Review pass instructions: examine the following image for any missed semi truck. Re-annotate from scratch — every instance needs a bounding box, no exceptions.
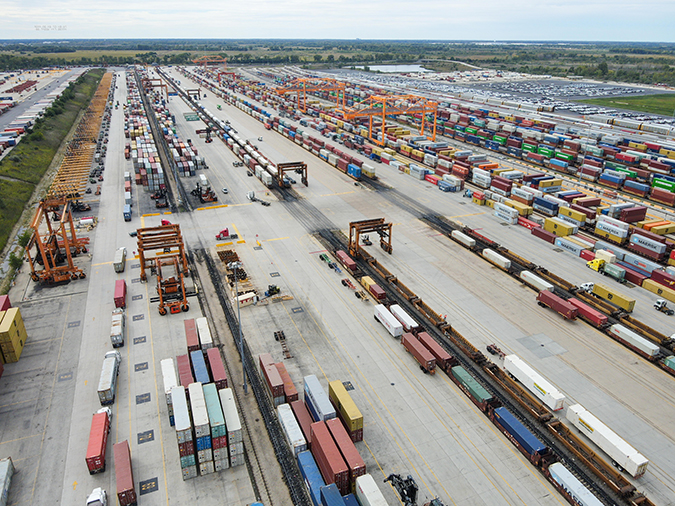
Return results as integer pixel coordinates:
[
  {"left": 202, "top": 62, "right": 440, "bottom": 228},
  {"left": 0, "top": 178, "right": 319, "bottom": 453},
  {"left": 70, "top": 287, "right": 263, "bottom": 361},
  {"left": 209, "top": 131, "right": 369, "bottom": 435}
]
[
  {"left": 113, "top": 247, "right": 127, "bottom": 273},
  {"left": 86, "top": 407, "right": 112, "bottom": 474},
  {"left": 123, "top": 204, "right": 131, "bottom": 222},
  {"left": 86, "top": 488, "right": 108, "bottom": 506},
  {"left": 110, "top": 308, "right": 125, "bottom": 348},
  {"left": 97, "top": 351, "right": 121, "bottom": 406}
]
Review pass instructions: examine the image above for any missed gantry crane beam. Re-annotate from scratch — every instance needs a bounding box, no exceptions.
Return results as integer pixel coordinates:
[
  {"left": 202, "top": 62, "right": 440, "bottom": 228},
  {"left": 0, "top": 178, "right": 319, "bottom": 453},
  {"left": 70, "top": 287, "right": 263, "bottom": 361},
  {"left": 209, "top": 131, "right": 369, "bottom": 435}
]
[
  {"left": 349, "top": 218, "right": 393, "bottom": 258},
  {"left": 192, "top": 55, "right": 228, "bottom": 70},
  {"left": 338, "top": 94, "right": 438, "bottom": 147},
  {"left": 141, "top": 78, "right": 168, "bottom": 100},
  {"left": 276, "top": 78, "right": 346, "bottom": 113}
]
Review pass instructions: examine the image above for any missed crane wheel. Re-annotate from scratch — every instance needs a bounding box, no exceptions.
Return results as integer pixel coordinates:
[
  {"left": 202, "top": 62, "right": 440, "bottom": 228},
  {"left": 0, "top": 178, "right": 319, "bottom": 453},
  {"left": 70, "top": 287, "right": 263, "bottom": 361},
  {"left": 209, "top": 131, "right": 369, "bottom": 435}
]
[
  {"left": 31, "top": 274, "right": 39, "bottom": 282},
  {"left": 159, "top": 307, "right": 167, "bottom": 316},
  {"left": 182, "top": 304, "right": 190, "bottom": 312},
  {"left": 71, "top": 274, "right": 78, "bottom": 280},
  {"left": 79, "top": 272, "right": 86, "bottom": 279}
]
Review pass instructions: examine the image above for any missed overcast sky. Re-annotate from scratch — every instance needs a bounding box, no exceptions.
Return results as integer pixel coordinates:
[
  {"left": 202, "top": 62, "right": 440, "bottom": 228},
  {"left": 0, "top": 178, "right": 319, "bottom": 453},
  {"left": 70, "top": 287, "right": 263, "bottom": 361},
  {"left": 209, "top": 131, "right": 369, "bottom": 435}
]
[{"left": 2, "top": 0, "right": 674, "bottom": 42}]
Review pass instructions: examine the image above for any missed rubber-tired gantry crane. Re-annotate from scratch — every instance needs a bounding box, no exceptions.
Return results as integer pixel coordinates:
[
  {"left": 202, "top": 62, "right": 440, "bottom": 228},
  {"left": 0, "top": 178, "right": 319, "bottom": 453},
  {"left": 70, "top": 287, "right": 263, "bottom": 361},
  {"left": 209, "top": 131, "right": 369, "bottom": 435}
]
[
  {"left": 338, "top": 94, "right": 438, "bottom": 147},
  {"left": 192, "top": 55, "right": 236, "bottom": 85},
  {"left": 277, "top": 78, "right": 347, "bottom": 113}
]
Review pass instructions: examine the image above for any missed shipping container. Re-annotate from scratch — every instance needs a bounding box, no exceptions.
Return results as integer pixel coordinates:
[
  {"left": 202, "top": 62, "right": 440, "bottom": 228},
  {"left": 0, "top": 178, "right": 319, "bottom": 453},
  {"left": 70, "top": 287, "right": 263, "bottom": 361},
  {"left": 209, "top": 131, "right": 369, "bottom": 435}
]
[
  {"left": 482, "top": 248, "right": 511, "bottom": 269},
  {"left": 113, "top": 440, "right": 136, "bottom": 506},
  {"left": 176, "top": 354, "right": 194, "bottom": 387},
  {"left": 607, "top": 324, "right": 659, "bottom": 358},
  {"left": 110, "top": 308, "right": 125, "bottom": 348},
  {"left": 519, "top": 271, "right": 554, "bottom": 292},
  {"left": 310, "top": 421, "right": 350, "bottom": 495},
  {"left": 493, "top": 407, "right": 548, "bottom": 462},
  {"left": 275, "top": 362, "right": 299, "bottom": 403},
  {"left": 536, "top": 291, "right": 578, "bottom": 320},
  {"left": 504, "top": 355, "right": 564, "bottom": 411},
  {"left": 292, "top": 399, "right": 315, "bottom": 448},
  {"left": 190, "top": 350, "right": 210, "bottom": 385},
  {"left": 195, "top": 317, "right": 213, "bottom": 349},
  {"left": 326, "top": 418, "right": 366, "bottom": 491},
  {"left": 328, "top": 380, "right": 363, "bottom": 442},
  {"left": 114, "top": 279, "right": 127, "bottom": 309},
  {"left": 567, "top": 299, "right": 608, "bottom": 327},
  {"left": 416, "top": 332, "right": 455, "bottom": 372},
  {"left": 321, "top": 484, "right": 346, "bottom": 506},
  {"left": 355, "top": 474, "right": 388, "bottom": 506},
  {"left": 86, "top": 408, "right": 112, "bottom": 474},
  {"left": 451, "top": 366, "right": 493, "bottom": 409},
  {"left": 184, "top": 318, "right": 199, "bottom": 353},
  {"left": 278, "top": 403, "right": 308, "bottom": 456},
  {"left": 305, "top": 375, "right": 337, "bottom": 422},
  {"left": 298, "top": 451, "right": 326, "bottom": 506},
  {"left": 219, "top": 388, "right": 243, "bottom": 450},
  {"left": 0, "top": 458, "right": 13, "bottom": 506},
  {"left": 374, "top": 304, "right": 403, "bottom": 338},
  {"left": 389, "top": 304, "right": 419, "bottom": 332},
  {"left": 401, "top": 333, "right": 436, "bottom": 374},
  {"left": 113, "top": 247, "right": 127, "bottom": 273},
  {"left": 548, "top": 462, "right": 603, "bottom": 506},
  {"left": 206, "top": 348, "right": 228, "bottom": 389},
  {"left": 567, "top": 404, "right": 648, "bottom": 478},
  {"left": 97, "top": 351, "right": 121, "bottom": 406},
  {"left": 161, "top": 358, "right": 178, "bottom": 407},
  {"left": 591, "top": 284, "right": 635, "bottom": 312}
]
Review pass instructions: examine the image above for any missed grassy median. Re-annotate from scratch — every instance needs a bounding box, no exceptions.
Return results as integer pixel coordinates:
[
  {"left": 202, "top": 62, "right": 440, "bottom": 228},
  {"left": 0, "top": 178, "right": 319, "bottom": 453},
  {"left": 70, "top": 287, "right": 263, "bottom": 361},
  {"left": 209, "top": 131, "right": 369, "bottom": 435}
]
[
  {"left": 0, "top": 68, "right": 104, "bottom": 253},
  {"left": 577, "top": 94, "right": 675, "bottom": 117}
]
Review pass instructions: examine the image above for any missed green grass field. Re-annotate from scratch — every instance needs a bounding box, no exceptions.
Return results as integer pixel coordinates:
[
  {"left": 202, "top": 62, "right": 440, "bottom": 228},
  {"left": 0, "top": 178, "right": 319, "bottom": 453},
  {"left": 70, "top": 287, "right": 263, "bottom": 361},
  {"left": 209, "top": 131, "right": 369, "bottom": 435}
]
[
  {"left": 577, "top": 94, "right": 675, "bottom": 116},
  {"left": 0, "top": 69, "right": 104, "bottom": 253}
]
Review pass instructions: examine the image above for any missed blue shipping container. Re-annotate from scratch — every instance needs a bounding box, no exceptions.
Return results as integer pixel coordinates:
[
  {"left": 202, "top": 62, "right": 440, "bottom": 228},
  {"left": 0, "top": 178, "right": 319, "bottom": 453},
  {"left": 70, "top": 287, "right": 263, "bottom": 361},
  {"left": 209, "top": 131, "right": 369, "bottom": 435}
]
[
  {"left": 347, "top": 164, "right": 362, "bottom": 179},
  {"left": 549, "top": 158, "right": 568, "bottom": 169},
  {"left": 466, "top": 134, "right": 480, "bottom": 145},
  {"left": 625, "top": 180, "right": 650, "bottom": 192},
  {"left": 342, "top": 494, "right": 359, "bottom": 506},
  {"left": 298, "top": 451, "right": 325, "bottom": 506},
  {"left": 507, "top": 147, "right": 522, "bottom": 157},
  {"left": 493, "top": 407, "right": 547, "bottom": 456},
  {"left": 196, "top": 435, "right": 212, "bottom": 451},
  {"left": 321, "top": 484, "right": 345, "bottom": 506},
  {"left": 190, "top": 350, "right": 210, "bottom": 385},
  {"left": 533, "top": 197, "right": 557, "bottom": 211},
  {"left": 599, "top": 174, "right": 622, "bottom": 185}
]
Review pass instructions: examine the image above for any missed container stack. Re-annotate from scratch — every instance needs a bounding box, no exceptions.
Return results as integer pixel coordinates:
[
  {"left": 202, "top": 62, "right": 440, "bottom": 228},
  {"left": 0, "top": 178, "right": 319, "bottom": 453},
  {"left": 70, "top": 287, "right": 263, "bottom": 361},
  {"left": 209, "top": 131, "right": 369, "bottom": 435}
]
[
  {"left": 189, "top": 383, "right": 214, "bottom": 475},
  {"left": 326, "top": 418, "right": 366, "bottom": 492},
  {"left": 328, "top": 381, "right": 363, "bottom": 442},
  {"left": 195, "top": 317, "right": 213, "bottom": 349},
  {"left": 176, "top": 354, "right": 194, "bottom": 389},
  {"left": 275, "top": 362, "right": 298, "bottom": 403},
  {"left": 172, "top": 386, "right": 197, "bottom": 480},
  {"left": 219, "top": 388, "right": 245, "bottom": 467},
  {"left": 190, "top": 350, "right": 210, "bottom": 385},
  {"left": 278, "top": 403, "right": 307, "bottom": 456},
  {"left": 160, "top": 358, "right": 178, "bottom": 426},
  {"left": 259, "top": 353, "right": 285, "bottom": 407},
  {"left": 0, "top": 306, "right": 27, "bottom": 363},
  {"left": 310, "top": 421, "right": 349, "bottom": 495},
  {"left": 204, "top": 384, "right": 229, "bottom": 471},
  {"left": 184, "top": 318, "right": 199, "bottom": 352},
  {"left": 304, "top": 375, "right": 337, "bottom": 423}
]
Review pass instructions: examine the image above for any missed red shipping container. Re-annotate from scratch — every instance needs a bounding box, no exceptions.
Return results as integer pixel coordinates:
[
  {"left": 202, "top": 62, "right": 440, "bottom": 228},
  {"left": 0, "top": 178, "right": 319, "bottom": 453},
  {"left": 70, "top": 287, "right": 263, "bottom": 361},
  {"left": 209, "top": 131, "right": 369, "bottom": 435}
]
[
  {"left": 622, "top": 265, "right": 648, "bottom": 287},
  {"left": 632, "top": 227, "right": 669, "bottom": 244},
  {"left": 113, "top": 440, "right": 137, "bottom": 506},
  {"left": 326, "top": 418, "right": 366, "bottom": 491},
  {"left": 336, "top": 250, "right": 357, "bottom": 273},
  {"left": 532, "top": 227, "right": 556, "bottom": 244},
  {"left": 570, "top": 204, "right": 596, "bottom": 220},
  {"left": 0, "top": 295, "right": 11, "bottom": 311},
  {"left": 178, "top": 440, "right": 194, "bottom": 457},
  {"left": 263, "top": 364, "right": 284, "bottom": 399},
  {"left": 620, "top": 206, "right": 647, "bottom": 223},
  {"left": 575, "top": 197, "right": 601, "bottom": 207},
  {"left": 212, "top": 435, "right": 228, "bottom": 450},
  {"left": 259, "top": 353, "right": 275, "bottom": 371},
  {"left": 291, "top": 400, "right": 314, "bottom": 448},
  {"left": 86, "top": 410, "right": 111, "bottom": 474},
  {"left": 176, "top": 354, "right": 194, "bottom": 388},
  {"left": 627, "top": 242, "right": 666, "bottom": 262},
  {"left": 416, "top": 332, "right": 453, "bottom": 371},
  {"left": 368, "top": 283, "right": 386, "bottom": 301},
  {"left": 401, "top": 333, "right": 436, "bottom": 373},
  {"left": 310, "top": 421, "right": 349, "bottom": 495},
  {"left": 651, "top": 188, "right": 675, "bottom": 206},
  {"left": 114, "top": 280, "right": 127, "bottom": 309},
  {"left": 517, "top": 217, "right": 539, "bottom": 230},
  {"left": 568, "top": 299, "right": 607, "bottom": 327},
  {"left": 649, "top": 269, "right": 675, "bottom": 289},
  {"left": 337, "top": 158, "right": 348, "bottom": 173},
  {"left": 275, "top": 362, "right": 299, "bottom": 403},
  {"left": 184, "top": 319, "right": 199, "bottom": 353},
  {"left": 580, "top": 250, "right": 595, "bottom": 261},
  {"left": 537, "top": 290, "right": 578, "bottom": 320},
  {"left": 206, "top": 348, "right": 228, "bottom": 390}
]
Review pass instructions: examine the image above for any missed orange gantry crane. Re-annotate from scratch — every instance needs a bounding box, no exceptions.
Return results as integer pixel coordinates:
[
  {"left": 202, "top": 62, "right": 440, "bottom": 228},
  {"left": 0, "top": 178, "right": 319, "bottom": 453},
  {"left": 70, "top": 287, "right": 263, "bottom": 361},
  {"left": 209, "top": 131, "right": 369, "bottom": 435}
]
[
  {"left": 25, "top": 198, "right": 89, "bottom": 283},
  {"left": 338, "top": 94, "right": 438, "bottom": 146},
  {"left": 192, "top": 55, "right": 228, "bottom": 72},
  {"left": 276, "top": 78, "right": 346, "bottom": 113},
  {"left": 141, "top": 78, "right": 168, "bottom": 100}
]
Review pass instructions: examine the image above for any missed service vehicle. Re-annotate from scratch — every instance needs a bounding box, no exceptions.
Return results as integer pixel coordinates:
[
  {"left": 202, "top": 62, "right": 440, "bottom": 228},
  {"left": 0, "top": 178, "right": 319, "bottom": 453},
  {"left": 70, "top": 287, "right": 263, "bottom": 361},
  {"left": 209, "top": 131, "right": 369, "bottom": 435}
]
[{"left": 86, "top": 488, "right": 108, "bottom": 506}]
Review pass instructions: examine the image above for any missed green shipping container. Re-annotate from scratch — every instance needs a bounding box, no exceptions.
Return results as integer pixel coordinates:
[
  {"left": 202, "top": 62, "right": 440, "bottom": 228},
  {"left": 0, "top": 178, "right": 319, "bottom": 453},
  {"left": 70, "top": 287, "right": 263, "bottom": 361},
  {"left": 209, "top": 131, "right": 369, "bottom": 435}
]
[
  {"left": 466, "top": 127, "right": 478, "bottom": 135},
  {"left": 555, "top": 151, "right": 574, "bottom": 163},
  {"left": 474, "top": 119, "right": 486, "bottom": 128},
  {"left": 477, "top": 132, "right": 489, "bottom": 140},
  {"left": 663, "top": 356, "right": 675, "bottom": 372},
  {"left": 614, "top": 167, "right": 637, "bottom": 178},
  {"left": 603, "top": 263, "right": 625, "bottom": 281},
  {"left": 451, "top": 366, "right": 491, "bottom": 403},
  {"left": 605, "top": 160, "right": 627, "bottom": 171},
  {"left": 493, "top": 135, "right": 507, "bottom": 145},
  {"left": 538, "top": 147, "right": 553, "bottom": 158},
  {"left": 653, "top": 179, "right": 675, "bottom": 191},
  {"left": 585, "top": 146, "right": 604, "bottom": 157},
  {"left": 522, "top": 143, "right": 536, "bottom": 153}
]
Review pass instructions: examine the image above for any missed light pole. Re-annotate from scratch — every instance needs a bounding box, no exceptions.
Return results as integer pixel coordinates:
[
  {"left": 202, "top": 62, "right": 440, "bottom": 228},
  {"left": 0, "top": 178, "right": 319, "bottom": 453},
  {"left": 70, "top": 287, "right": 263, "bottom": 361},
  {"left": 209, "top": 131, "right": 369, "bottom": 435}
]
[{"left": 227, "top": 261, "right": 247, "bottom": 394}]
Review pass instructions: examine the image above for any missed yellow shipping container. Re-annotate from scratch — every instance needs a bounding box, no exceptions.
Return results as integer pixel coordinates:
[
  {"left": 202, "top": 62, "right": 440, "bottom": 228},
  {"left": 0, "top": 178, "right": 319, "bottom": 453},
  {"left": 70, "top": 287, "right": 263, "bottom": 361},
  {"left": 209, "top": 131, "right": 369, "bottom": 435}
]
[
  {"left": 472, "top": 197, "right": 486, "bottom": 206},
  {"left": 636, "top": 219, "right": 661, "bottom": 229},
  {"left": 401, "top": 145, "right": 412, "bottom": 154},
  {"left": 328, "top": 381, "right": 363, "bottom": 432},
  {"left": 539, "top": 178, "right": 563, "bottom": 188},
  {"left": 360, "top": 276, "right": 375, "bottom": 290},
  {"left": 0, "top": 307, "right": 25, "bottom": 345},
  {"left": 642, "top": 280, "right": 675, "bottom": 304},
  {"left": 486, "top": 199, "right": 495, "bottom": 209},
  {"left": 565, "top": 236, "right": 590, "bottom": 249},
  {"left": 649, "top": 223, "right": 675, "bottom": 235},
  {"left": 372, "top": 146, "right": 383, "bottom": 156},
  {"left": 393, "top": 156, "right": 409, "bottom": 167},
  {"left": 492, "top": 168, "right": 508, "bottom": 176},
  {"left": 593, "top": 228, "right": 625, "bottom": 244},
  {"left": 592, "top": 283, "right": 636, "bottom": 312},
  {"left": 384, "top": 148, "right": 397, "bottom": 155},
  {"left": 544, "top": 218, "right": 574, "bottom": 237},
  {"left": 336, "top": 120, "right": 344, "bottom": 128},
  {"left": 558, "top": 207, "right": 586, "bottom": 224},
  {"left": 504, "top": 200, "right": 532, "bottom": 216},
  {"left": 411, "top": 149, "right": 424, "bottom": 158}
]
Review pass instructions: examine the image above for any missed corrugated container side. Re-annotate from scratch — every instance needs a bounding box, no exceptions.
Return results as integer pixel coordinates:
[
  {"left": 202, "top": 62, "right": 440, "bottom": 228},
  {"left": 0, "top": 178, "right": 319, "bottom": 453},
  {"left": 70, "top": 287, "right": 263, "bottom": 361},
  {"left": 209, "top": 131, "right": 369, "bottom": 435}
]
[
  {"left": 113, "top": 440, "right": 136, "bottom": 505},
  {"left": 298, "top": 451, "right": 325, "bottom": 506},
  {"left": 326, "top": 418, "right": 366, "bottom": 490},
  {"left": 291, "top": 399, "right": 314, "bottom": 448},
  {"left": 310, "top": 421, "right": 349, "bottom": 495}
]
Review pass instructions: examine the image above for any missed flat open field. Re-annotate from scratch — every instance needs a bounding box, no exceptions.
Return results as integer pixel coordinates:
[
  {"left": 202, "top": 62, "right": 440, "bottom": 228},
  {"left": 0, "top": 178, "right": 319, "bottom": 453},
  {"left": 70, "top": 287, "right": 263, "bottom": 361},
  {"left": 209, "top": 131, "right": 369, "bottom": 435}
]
[{"left": 577, "top": 93, "right": 675, "bottom": 116}]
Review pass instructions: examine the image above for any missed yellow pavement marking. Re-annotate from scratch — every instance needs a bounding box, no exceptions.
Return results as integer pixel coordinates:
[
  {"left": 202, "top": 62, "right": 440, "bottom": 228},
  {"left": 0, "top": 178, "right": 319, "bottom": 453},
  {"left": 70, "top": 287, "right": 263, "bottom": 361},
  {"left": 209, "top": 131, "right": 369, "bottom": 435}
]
[
  {"left": 320, "top": 191, "right": 355, "bottom": 197},
  {"left": 142, "top": 213, "right": 161, "bottom": 217},
  {"left": 0, "top": 433, "right": 41, "bottom": 445},
  {"left": 448, "top": 212, "right": 486, "bottom": 219},
  {"left": 216, "top": 242, "right": 234, "bottom": 247},
  {"left": 264, "top": 236, "right": 289, "bottom": 242},
  {"left": 92, "top": 261, "right": 114, "bottom": 267}
]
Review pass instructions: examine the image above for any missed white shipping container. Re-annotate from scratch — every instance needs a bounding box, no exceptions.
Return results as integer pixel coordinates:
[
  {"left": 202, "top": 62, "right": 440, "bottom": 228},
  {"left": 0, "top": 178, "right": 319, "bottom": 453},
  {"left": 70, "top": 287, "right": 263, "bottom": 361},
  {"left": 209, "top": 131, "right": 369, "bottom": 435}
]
[
  {"left": 451, "top": 230, "right": 476, "bottom": 248},
  {"left": 520, "top": 186, "right": 543, "bottom": 198},
  {"left": 567, "top": 404, "right": 648, "bottom": 478},
  {"left": 97, "top": 351, "right": 121, "bottom": 406},
  {"left": 595, "top": 221, "right": 628, "bottom": 238},
  {"left": 374, "top": 304, "right": 404, "bottom": 338},
  {"left": 195, "top": 317, "right": 213, "bottom": 349},
  {"left": 556, "top": 214, "right": 584, "bottom": 228},
  {"left": 303, "top": 374, "right": 336, "bottom": 422},
  {"left": 188, "top": 383, "right": 210, "bottom": 437},
  {"left": 389, "top": 304, "right": 418, "bottom": 332},
  {"left": 548, "top": 463, "right": 603, "bottom": 506},
  {"left": 172, "top": 386, "right": 193, "bottom": 443},
  {"left": 277, "top": 404, "right": 307, "bottom": 456},
  {"left": 519, "top": 271, "right": 554, "bottom": 292},
  {"left": 494, "top": 202, "right": 519, "bottom": 218},
  {"left": 597, "top": 215, "right": 630, "bottom": 232},
  {"left": 219, "top": 388, "right": 242, "bottom": 445},
  {"left": 161, "top": 359, "right": 178, "bottom": 405},
  {"left": 355, "top": 474, "right": 388, "bottom": 506},
  {"left": 595, "top": 249, "right": 617, "bottom": 264},
  {"left": 554, "top": 237, "right": 584, "bottom": 257},
  {"left": 482, "top": 249, "right": 511, "bottom": 270},
  {"left": 511, "top": 187, "right": 534, "bottom": 201},
  {"left": 629, "top": 234, "right": 667, "bottom": 255},
  {"left": 608, "top": 324, "right": 659, "bottom": 357},
  {"left": 0, "top": 457, "right": 14, "bottom": 506},
  {"left": 504, "top": 355, "right": 565, "bottom": 411}
]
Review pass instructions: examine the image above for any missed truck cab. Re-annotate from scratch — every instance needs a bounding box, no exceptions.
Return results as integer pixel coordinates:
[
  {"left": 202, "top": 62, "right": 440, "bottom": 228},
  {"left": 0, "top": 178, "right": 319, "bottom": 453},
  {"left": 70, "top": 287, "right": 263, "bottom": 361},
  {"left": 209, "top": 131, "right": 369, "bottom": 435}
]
[
  {"left": 86, "top": 488, "right": 108, "bottom": 506},
  {"left": 587, "top": 259, "right": 605, "bottom": 271}
]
